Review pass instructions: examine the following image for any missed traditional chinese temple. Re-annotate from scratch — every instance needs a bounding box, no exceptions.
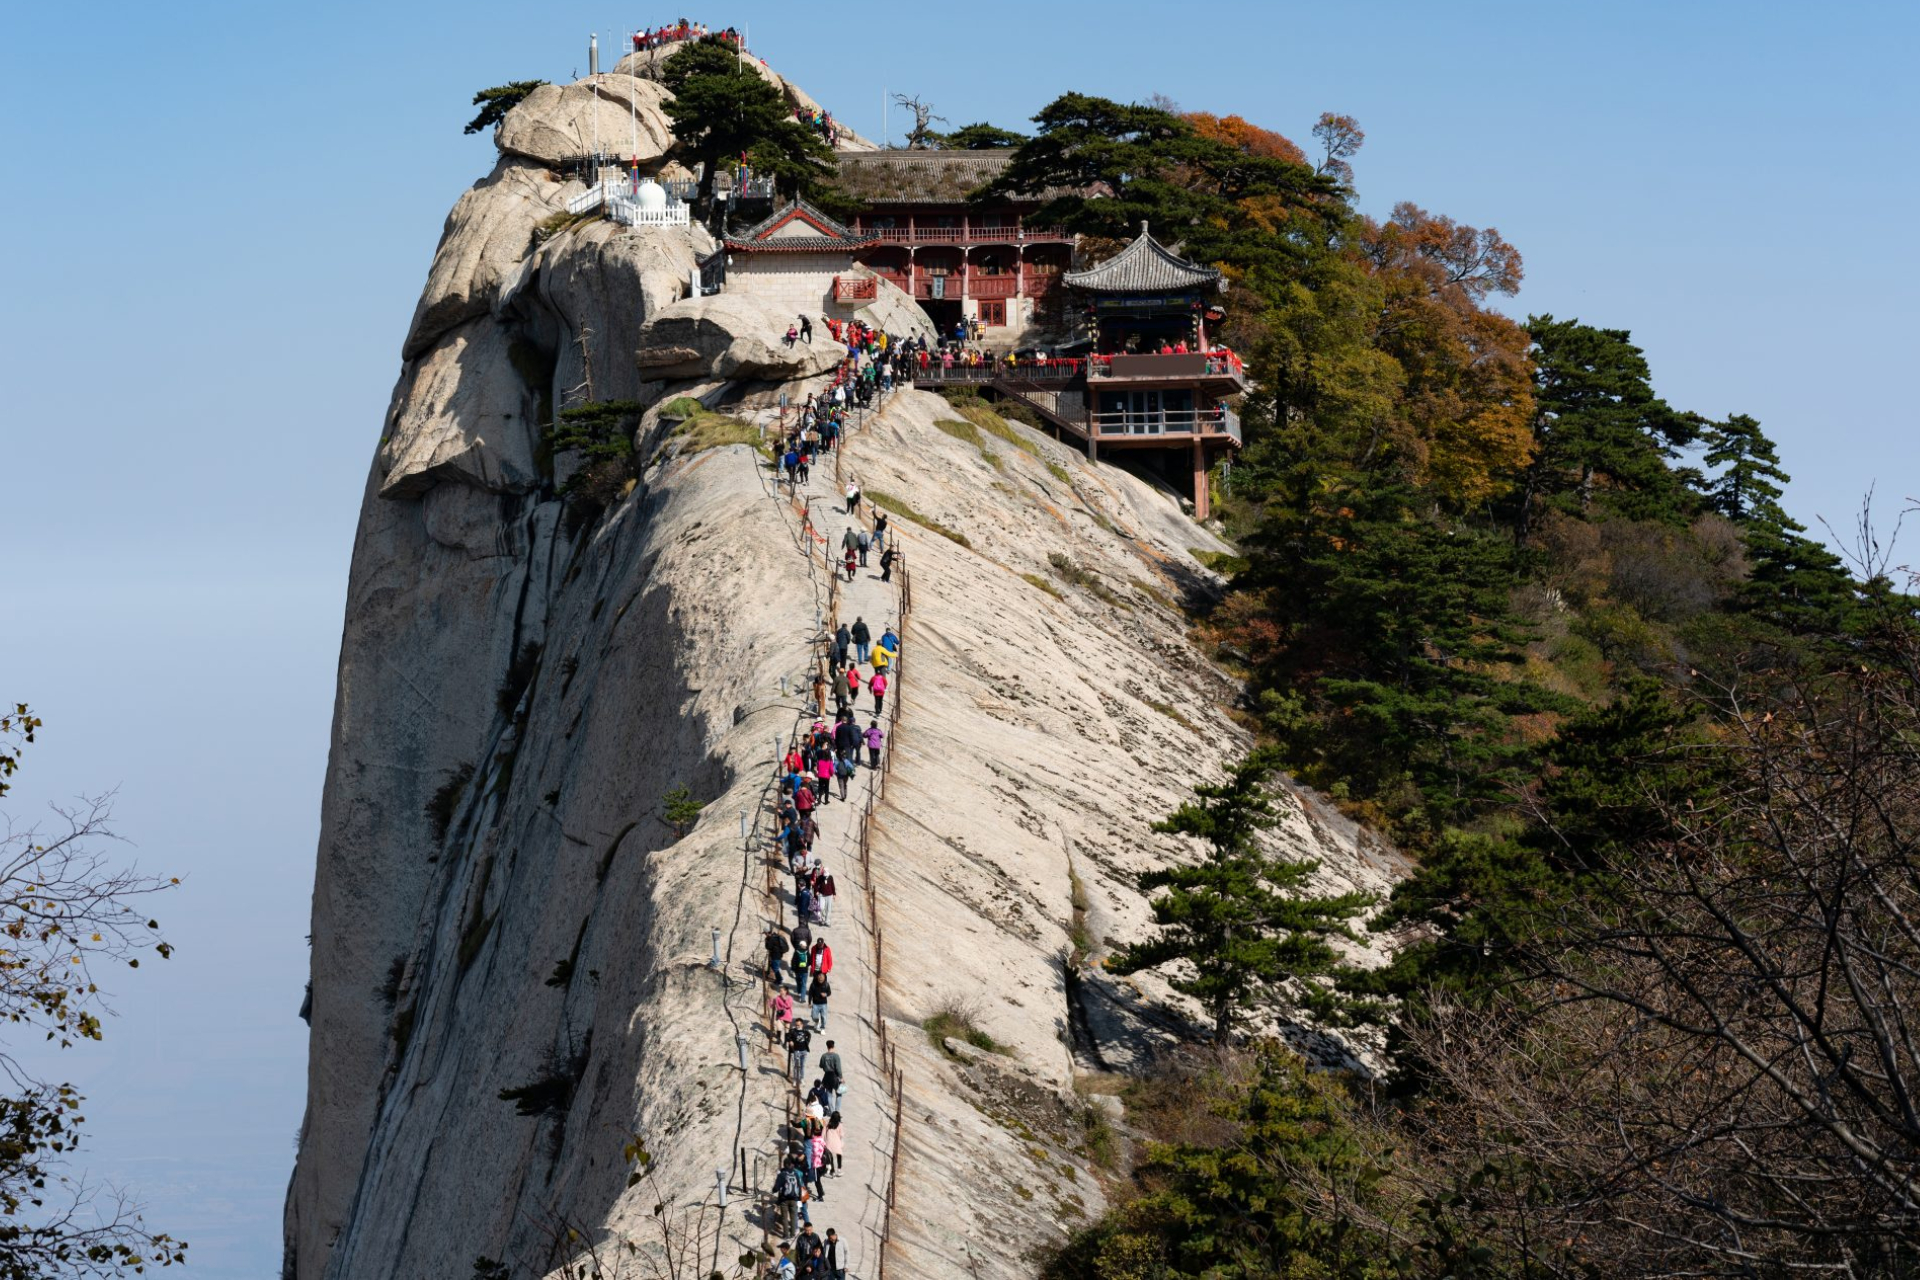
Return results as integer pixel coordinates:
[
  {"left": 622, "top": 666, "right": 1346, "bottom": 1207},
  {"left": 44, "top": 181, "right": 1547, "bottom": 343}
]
[
  {"left": 909, "top": 223, "right": 1245, "bottom": 519},
  {"left": 715, "top": 198, "right": 878, "bottom": 318},
  {"left": 833, "top": 151, "right": 1073, "bottom": 342}
]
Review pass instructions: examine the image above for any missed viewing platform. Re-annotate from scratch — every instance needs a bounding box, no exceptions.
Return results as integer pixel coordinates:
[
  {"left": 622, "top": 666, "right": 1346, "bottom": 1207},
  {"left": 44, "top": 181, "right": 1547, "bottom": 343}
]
[{"left": 1089, "top": 351, "right": 1249, "bottom": 394}]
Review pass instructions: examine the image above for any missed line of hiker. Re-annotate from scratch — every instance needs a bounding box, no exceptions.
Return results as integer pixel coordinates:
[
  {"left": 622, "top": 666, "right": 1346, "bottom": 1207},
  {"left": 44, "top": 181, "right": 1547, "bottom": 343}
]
[{"left": 758, "top": 604, "right": 902, "bottom": 1277}]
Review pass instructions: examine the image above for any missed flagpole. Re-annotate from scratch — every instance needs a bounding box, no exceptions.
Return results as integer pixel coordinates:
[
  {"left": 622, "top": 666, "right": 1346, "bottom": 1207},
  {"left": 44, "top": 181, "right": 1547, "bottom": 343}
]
[{"left": 629, "top": 19, "right": 639, "bottom": 194}]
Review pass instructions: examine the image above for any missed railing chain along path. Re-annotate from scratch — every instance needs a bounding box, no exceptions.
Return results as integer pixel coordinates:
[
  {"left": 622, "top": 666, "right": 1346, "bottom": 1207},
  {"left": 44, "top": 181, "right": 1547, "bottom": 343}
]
[{"left": 717, "top": 376, "right": 910, "bottom": 1278}]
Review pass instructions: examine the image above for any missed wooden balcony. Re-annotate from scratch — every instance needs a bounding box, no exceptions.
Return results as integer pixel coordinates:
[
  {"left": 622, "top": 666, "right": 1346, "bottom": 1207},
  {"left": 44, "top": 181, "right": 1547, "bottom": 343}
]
[
  {"left": 832, "top": 275, "right": 878, "bottom": 302},
  {"left": 1090, "top": 404, "right": 1242, "bottom": 445},
  {"left": 1088, "top": 351, "right": 1249, "bottom": 393},
  {"left": 970, "top": 275, "right": 1017, "bottom": 299},
  {"left": 854, "top": 222, "right": 1071, "bottom": 244}
]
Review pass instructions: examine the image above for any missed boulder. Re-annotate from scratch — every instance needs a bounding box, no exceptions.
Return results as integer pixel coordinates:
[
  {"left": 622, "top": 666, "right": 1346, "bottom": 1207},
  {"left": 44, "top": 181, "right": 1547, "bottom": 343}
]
[
  {"left": 501, "top": 220, "right": 706, "bottom": 403},
  {"left": 495, "top": 77, "right": 676, "bottom": 168},
  {"left": 633, "top": 292, "right": 843, "bottom": 381},
  {"left": 404, "top": 157, "right": 569, "bottom": 360},
  {"left": 379, "top": 317, "right": 541, "bottom": 498}
]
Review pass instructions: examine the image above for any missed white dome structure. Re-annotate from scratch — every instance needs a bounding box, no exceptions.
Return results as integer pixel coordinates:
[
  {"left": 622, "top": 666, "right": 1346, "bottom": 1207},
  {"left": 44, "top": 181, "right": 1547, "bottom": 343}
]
[{"left": 606, "top": 175, "right": 690, "bottom": 230}]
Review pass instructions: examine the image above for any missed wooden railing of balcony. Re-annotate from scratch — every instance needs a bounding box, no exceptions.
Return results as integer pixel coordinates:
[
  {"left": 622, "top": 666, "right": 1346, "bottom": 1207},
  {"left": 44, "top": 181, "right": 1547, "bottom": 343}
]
[
  {"left": 854, "top": 223, "right": 1071, "bottom": 244},
  {"left": 832, "top": 275, "right": 879, "bottom": 302}
]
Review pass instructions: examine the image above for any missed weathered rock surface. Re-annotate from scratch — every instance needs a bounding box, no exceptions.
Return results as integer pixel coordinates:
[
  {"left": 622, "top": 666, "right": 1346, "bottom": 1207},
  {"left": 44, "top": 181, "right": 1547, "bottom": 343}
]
[
  {"left": 378, "top": 316, "right": 542, "bottom": 497},
  {"left": 494, "top": 76, "right": 678, "bottom": 168},
  {"left": 288, "top": 47, "right": 1395, "bottom": 1280},
  {"left": 634, "top": 292, "right": 845, "bottom": 381},
  {"left": 404, "top": 157, "right": 571, "bottom": 361}
]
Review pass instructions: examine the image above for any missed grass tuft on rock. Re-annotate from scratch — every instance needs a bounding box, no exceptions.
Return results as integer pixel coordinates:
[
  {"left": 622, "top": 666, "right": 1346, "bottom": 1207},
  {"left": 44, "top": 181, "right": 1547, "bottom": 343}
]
[
  {"left": 867, "top": 489, "right": 971, "bottom": 548},
  {"left": 1048, "top": 553, "right": 1127, "bottom": 608},
  {"left": 924, "top": 997, "right": 1008, "bottom": 1055},
  {"left": 1022, "top": 573, "right": 1064, "bottom": 600}
]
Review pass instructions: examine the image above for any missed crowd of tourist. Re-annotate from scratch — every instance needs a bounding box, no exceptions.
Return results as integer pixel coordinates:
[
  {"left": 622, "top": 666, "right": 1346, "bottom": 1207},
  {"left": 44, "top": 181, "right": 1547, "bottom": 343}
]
[
  {"left": 631, "top": 19, "right": 741, "bottom": 50},
  {"left": 795, "top": 105, "right": 840, "bottom": 146},
  {"left": 758, "top": 529, "right": 903, "bottom": 1277}
]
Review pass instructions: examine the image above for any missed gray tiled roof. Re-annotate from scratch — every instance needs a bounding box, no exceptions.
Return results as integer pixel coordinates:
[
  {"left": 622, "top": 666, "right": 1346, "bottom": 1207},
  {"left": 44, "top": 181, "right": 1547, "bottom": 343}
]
[
  {"left": 1063, "top": 224, "right": 1222, "bottom": 293},
  {"left": 834, "top": 151, "right": 1012, "bottom": 204},
  {"left": 724, "top": 199, "right": 875, "bottom": 252}
]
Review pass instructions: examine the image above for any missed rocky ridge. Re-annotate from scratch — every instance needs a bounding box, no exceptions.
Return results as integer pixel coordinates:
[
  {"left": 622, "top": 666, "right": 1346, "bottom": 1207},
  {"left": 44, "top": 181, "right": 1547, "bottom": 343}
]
[{"left": 285, "top": 48, "right": 1394, "bottom": 1280}]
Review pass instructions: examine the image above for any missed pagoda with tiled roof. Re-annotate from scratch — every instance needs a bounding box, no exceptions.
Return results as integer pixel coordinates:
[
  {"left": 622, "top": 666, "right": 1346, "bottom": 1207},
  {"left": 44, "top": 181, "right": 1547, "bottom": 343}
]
[{"left": 1063, "top": 223, "right": 1223, "bottom": 294}]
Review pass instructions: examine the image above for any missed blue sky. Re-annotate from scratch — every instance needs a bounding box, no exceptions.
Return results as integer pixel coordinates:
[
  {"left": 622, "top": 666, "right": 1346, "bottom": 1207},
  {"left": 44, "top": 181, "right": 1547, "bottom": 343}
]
[{"left": 1, "top": 1, "right": 1915, "bottom": 1274}]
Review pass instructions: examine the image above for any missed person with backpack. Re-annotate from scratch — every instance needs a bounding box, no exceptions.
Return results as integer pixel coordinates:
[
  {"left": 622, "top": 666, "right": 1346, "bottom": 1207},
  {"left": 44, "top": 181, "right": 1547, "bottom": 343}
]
[
  {"left": 833, "top": 754, "right": 851, "bottom": 802},
  {"left": 869, "top": 671, "right": 888, "bottom": 716},
  {"left": 850, "top": 617, "right": 871, "bottom": 664},
  {"left": 832, "top": 622, "right": 850, "bottom": 668},
  {"left": 774, "top": 1158, "right": 809, "bottom": 1234},
  {"left": 795, "top": 881, "right": 814, "bottom": 926},
  {"left": 785, "top": 1018, "right": 812, "bottom": 1084},
  {"left": 764, "top": 924, "right": 791, "bottom": 984},
  {"left": 790, "top": 919, "right": 814, "bottom": 995},
  {"left": 818, "top": 1043, "right": 843, "bottom": 1112},
  {"left": 793, "top": 781, "right": 815, "bottom": 826}
]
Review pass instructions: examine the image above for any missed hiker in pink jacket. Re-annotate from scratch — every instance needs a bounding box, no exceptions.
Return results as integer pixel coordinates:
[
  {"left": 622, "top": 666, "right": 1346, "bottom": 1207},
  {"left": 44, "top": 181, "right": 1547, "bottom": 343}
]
[
  {"left": 869, "top": 671, "right": 888, "bottom": 715},
  {"left": 770, "top": 988, "right": 795, "bottom": 1048}
]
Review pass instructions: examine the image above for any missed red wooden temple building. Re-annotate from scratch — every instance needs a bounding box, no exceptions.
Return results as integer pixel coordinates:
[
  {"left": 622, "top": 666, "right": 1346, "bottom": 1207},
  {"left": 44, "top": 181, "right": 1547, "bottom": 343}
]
[
  {"left": 833, "top": 151, "right": 1072, "bottom": 341},
  {"left": 907, "top": 223, "right": 1246, "bottom": 519}
]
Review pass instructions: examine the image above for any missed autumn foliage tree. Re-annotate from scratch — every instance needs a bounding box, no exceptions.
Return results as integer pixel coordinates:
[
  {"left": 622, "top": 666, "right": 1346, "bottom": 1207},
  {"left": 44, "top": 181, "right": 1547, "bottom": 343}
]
[{"left": 0, "top": 708, "right": 184, "bottom": 1278}]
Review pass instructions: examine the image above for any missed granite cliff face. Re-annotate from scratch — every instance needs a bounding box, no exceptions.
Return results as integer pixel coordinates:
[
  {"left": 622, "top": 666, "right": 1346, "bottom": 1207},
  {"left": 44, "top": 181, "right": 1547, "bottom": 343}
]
[{"left": 286, "top": 55, "right": 1395, "bottom": 1280}]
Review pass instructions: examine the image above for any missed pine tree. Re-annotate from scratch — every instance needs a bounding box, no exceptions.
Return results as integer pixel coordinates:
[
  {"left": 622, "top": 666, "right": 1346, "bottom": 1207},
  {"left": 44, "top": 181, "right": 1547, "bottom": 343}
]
[
  {"left": 1702, "top": 412, "right": 1791, "bottom": 523},
  {"left": 980, "top": 93, "right": 1345, "bottom": 276},
  {"left": 1514, "top": 316, "right": 1697, "bottom": 537},
  {"left": 660, "top": 40, "right": 837, "bottom": 211},
  {"left": 1108, "top": 749, "right": 1371, "bottom": 1041}
]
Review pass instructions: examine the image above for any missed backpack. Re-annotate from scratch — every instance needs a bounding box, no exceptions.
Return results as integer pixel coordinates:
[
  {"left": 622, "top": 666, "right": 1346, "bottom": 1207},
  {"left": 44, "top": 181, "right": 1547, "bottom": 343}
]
[{"left": 777, "top": 1167, "right": 804, "bottom": 1201}]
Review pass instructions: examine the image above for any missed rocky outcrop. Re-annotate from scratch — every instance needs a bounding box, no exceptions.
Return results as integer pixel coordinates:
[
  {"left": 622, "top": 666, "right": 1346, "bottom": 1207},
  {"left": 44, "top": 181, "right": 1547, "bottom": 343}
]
[
  {"left": 494, "top": 76, "right": 678, "bottom": 169},
  {"left": 404, "top": 157, "right": 572, "bottom": 361},
  {"left": 287, "top": 47, "right": 1393, "bottom": 1280},
  {"left": 635, "top": 293, "right": 846, "bottom": 381}
]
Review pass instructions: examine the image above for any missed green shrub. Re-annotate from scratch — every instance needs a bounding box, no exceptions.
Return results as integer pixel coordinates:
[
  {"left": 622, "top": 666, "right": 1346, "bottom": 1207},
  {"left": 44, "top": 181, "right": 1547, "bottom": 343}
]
[
  {"left": 1022, "top": 573, "right": 1064, "bottom": 600},
  {"left": 924, "top": 998, "right": 1007, "bottom": 1055},
  {"left": 867, "top": 489, "right": 972, "bottom": 548},
  {"left": 1190, "top": 548, "right": 1249, "bottom": 577},
  {"left": 425, "top": 761, "right": 476, "bottom": 843}
]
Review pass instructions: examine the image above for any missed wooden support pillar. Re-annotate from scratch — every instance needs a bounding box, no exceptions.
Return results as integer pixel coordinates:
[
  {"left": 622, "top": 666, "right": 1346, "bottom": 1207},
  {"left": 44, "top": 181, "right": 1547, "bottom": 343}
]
[{"left": 1192, "top": 438, "right": 1210, "bottom": 521}]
